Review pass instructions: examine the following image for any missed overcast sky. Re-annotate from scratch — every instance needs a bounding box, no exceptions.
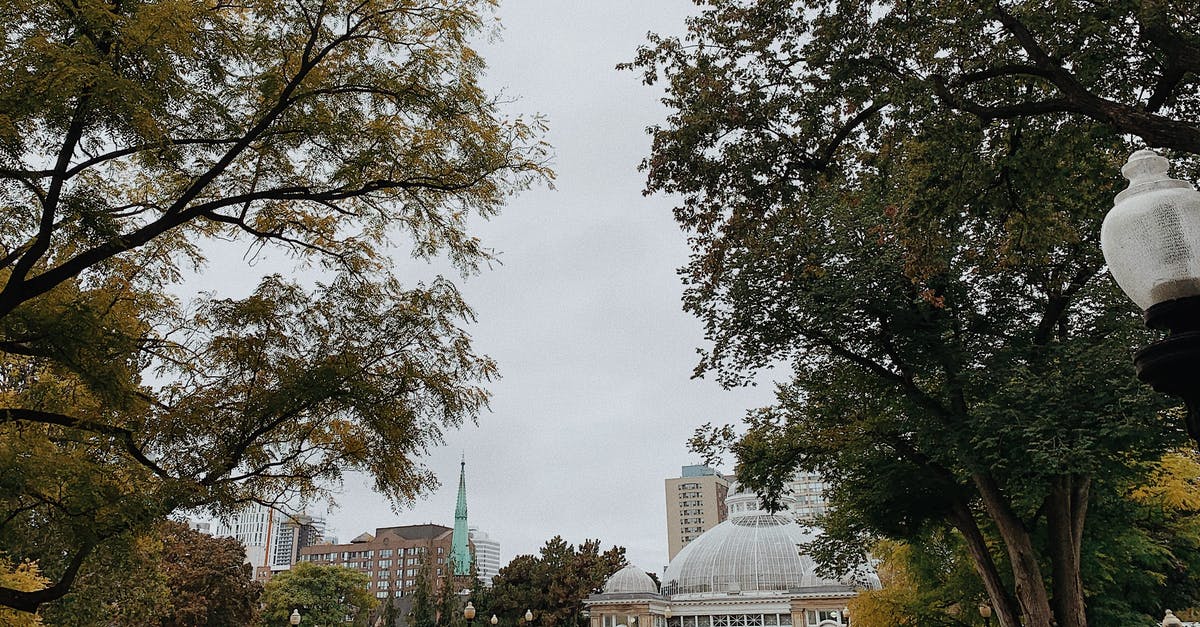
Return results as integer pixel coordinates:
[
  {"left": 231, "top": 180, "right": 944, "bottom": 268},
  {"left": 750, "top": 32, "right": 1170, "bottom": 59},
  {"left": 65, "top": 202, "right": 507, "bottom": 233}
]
[{"left": 192, "top": 0, "right": 779, "bottom": 573}]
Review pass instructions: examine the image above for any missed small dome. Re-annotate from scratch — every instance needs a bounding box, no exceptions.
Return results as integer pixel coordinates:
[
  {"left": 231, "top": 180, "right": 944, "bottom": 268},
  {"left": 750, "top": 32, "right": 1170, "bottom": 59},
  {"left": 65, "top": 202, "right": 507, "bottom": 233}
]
[{"left": 603, "top": 564, "right": 658, "bottom": 594}]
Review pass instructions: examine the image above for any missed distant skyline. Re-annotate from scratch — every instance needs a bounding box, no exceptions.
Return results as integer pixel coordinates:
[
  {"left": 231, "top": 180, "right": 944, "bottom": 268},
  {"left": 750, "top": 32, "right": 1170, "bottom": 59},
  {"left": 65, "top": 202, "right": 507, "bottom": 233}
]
[{"left": 190, "top": 1, "right": 779, "bottom": 574}]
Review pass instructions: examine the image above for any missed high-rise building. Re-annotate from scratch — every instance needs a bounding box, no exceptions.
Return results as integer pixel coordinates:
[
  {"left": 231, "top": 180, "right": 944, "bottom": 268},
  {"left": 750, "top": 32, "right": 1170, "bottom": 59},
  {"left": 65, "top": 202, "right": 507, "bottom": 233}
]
[
  {"left": 468, "top": 526, "right": 500, "bottom": 585},
  {"left": 213, "top": 503, "right": 325, "bottom": 580},
  {"left": 298, "top": 524, "right": 463, "bottom": 601},
  {"left": 450, "top": 458, "right": 472, "bottom": 576},
  {"left": 271, "top": 513, "right": 326, "bottom": 571},
  {"left": 664, "top": 465, "right": 730, "bottom": 560},
  {"left": 786, "top": 470, "right": 829, "bottom": 523}
]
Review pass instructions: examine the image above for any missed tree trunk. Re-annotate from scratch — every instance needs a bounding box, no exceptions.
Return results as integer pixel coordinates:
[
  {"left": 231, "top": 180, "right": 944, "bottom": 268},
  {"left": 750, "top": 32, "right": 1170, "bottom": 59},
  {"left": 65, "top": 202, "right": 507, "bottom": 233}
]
[
  {"left": 974, "top": 473, "right": 1058, "bottom": 627},
  {"left": 948, "top": 501, "right": 1023, "bottom": 627},
  {"left": 1047, "top": 475, "right": 1090, "bottom": 627}
]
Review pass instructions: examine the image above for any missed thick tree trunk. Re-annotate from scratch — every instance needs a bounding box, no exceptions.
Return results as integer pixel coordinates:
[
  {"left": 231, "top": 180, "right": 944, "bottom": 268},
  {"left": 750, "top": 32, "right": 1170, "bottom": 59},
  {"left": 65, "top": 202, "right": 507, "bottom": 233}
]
[
  {"left": 949, "top": 501, "right": 1023, "bottom": 627},
  {"left": 974, "top": 473, "right": 1058, "bottom": 627},
  {"left": 1047, "top": 475, "right": 1091, "bottom": 627}
]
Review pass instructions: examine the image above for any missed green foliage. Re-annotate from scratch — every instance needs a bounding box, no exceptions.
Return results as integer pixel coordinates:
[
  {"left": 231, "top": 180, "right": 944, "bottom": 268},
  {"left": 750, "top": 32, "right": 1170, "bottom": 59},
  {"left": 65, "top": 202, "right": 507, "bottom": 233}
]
[
  {"left": 0, "top": 557, "right": 47, "bottom": 627},
  {"left": 259, "top": 562, "right": 377, "bottom": 627},
  {"left": 437, "top": 557, "right": 463, "bottom": 627},
  {"left": 849, "top": 536, "right": 989, "bottom": 627},
  {"left": 0, "top": 0, "right": 549, "bottom": 612},
  {"left": 410, "top": 557, "right": 437, "bottom": 627},
  {"left": 34, "top": 519, "right": 260, "bottom": 626},
  {"left": 628, "top": 2, "right": 1200, "bottom": 626},
  {"left": 155, "top": 520, "right": 262, "bottom": 627},
  {"left": 486, "top": 537, "right": 626, "bottom": 627}
]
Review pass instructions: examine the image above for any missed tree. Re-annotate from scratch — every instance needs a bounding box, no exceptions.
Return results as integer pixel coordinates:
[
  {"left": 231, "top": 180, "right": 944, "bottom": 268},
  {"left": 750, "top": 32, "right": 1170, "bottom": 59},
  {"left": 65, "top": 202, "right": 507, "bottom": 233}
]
[
  {"left": 410, "top": 557, "right": 437, "bottom": 627},
  {"left": 627, "top": 3, "right": 1199, "bottom": 626},
  {"left": 39, "top": 527, "right": 173, "bottom": 626},
  {"left": 436, "top": 556, "right": 463, "bottom": 627},
  {"left": 156, "top": 520, "right": 261, "bottom": 627},
  {"left": 0, "top": 0, "right": 548, "bottom": 612},
  {"left": 259, "top": 562, "right": 378, "bottom": 627},
  {"left": 0, "top": 557, "right": 48, "bottom": 627},
  {"left": 30, "top": 518, "right": 259, "bottom": 626},
  {"left": 488, "top": 537, "right": 626, "bottom": 627},
  {"left": 847, "top": 536, "right": 985, "bottom": 627}
]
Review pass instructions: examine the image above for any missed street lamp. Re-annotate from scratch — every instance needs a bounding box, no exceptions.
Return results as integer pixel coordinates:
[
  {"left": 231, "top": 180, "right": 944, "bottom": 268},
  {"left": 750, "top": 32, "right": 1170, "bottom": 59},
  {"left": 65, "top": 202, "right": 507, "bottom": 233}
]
[
  {"left": 978, "top": 603, "right": 992, "bottom": 627},
  {"left": 526, "top": 610, "right": 534, "bottom": 624},
  {"left": 290, "top": 609, "right": 302, "bottom": 625},
  {"left": 1101, "top": 148, "right": 1200, "bottom": 444},
  {"left": 465, "top": 602, "right": 477, "bottom": 627},
  {"left": 492, "top": 616, "right": 499, "bottom": 626},
  {"left": 1164, "top": 610, "right": 1184, "bottom": 627}
]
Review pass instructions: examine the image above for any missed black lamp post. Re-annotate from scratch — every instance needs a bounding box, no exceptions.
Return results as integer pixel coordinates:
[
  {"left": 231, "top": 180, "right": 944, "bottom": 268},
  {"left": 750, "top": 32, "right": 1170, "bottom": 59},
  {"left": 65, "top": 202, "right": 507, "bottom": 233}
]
[
  {"left": 290, "top": 609, "right": 301, "bottom": 625},
  {"left": 1101, "top": 149, "right": 1200, "bottom": 444}
]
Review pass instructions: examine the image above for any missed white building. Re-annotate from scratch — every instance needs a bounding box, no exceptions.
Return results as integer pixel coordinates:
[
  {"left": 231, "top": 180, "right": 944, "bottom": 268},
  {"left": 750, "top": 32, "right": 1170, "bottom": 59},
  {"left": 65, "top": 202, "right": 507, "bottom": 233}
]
[
  {"left": 469, "top": 526, "right": 501, "bottom": 585},
  {"left": 213, "top": 503, "right": 325, "bottom": 579},
  {"left": 785, "top": 471, "right": 829, "bottom": 523},
  {"left": 586, "top": 483, "right": 873, "bottom": 627},
  {"left": 187, "top": 520, "right": 212, "bottom": 535}
]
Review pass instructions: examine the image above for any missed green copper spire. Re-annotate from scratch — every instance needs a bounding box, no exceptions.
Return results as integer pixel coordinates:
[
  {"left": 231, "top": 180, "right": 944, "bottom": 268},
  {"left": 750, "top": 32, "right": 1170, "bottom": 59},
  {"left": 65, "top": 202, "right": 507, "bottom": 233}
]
[{"left": 450, "top": 456, "right": 472, "bottom": 576}]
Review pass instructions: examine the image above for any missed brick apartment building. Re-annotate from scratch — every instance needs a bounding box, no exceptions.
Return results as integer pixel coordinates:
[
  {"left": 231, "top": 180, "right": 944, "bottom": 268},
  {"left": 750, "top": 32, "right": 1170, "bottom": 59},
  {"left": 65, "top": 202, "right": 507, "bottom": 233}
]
[{"left": 298, "top": 523, "right": 468, "bottom": 601}]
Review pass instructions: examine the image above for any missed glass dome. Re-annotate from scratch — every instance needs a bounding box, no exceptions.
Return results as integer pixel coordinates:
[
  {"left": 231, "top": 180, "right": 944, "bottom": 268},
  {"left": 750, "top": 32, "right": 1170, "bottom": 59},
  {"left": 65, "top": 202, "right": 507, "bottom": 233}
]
[
  {"left": 662, "top": 513, "right": 837, "bottom": 596},
  {"left": 604, "top": 563, "right": 659, "bottom": 594}
]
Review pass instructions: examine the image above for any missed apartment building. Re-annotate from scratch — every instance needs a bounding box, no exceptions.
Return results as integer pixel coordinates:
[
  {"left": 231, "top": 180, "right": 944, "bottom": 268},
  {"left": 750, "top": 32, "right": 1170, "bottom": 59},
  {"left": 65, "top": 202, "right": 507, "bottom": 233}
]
[
  {"left": 298, "top": 524, "right": 465, "bottom": 601},
  {"left": 664, "top": 465, "right": 730, "bottom": 561}
]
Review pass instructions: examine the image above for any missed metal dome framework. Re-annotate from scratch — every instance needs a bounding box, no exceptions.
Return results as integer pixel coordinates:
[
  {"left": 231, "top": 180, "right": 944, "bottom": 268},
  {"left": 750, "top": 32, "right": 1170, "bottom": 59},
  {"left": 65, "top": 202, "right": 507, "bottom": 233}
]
[
  {"left": 605, "top": 564, "right": 660, "bottom": 594},
  {"left": 662, "top": 514, "right": 836, "bottom": 596}
]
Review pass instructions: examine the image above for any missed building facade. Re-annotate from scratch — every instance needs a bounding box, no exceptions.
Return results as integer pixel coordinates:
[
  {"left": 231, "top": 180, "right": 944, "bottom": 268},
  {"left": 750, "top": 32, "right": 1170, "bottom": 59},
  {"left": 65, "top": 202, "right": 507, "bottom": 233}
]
[
  {"left": 213, "top": 503, "right": 325, "bottom": 580},
  {"left": 271, "top": 513, "right": 326, "bottom": 572},
  {"left": 785, "top": 471, "right": 829, "bottom": 524},
  {"left": 665, "top": 465, "right": 731, "bottom": 560},
  {"left": 469, "top": 526, "right": 501, "bottom": 585},
  {"left": 590, "top": 484, "right": 871, "bottom": 627},
  {"left": 298, "top": 524, "right": 463, "bottom": 601}
]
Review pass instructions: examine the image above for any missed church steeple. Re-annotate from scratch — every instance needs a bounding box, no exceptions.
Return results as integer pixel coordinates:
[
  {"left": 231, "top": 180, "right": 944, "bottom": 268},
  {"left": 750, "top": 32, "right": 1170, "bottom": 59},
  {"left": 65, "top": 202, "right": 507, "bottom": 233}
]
[{"left": 450, "top": 456, "right": 472, "bottom": 576}]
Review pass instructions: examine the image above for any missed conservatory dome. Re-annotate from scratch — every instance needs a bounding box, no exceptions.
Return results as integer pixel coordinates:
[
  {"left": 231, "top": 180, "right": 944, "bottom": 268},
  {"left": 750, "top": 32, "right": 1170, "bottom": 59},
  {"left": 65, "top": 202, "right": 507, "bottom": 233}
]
[
  {"left": 662, "top": 483, "right": 838, "bottom": 597},
  {"left": 604, "top": 564, "right": 659, "bottom": 594}
]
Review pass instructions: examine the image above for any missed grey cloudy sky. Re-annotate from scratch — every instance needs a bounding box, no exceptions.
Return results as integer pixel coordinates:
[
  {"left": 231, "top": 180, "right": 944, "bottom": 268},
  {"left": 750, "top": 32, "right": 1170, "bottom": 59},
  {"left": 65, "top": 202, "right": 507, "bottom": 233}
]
[{"left": 192, "top": 0, "right": 778, "bottom": 573}]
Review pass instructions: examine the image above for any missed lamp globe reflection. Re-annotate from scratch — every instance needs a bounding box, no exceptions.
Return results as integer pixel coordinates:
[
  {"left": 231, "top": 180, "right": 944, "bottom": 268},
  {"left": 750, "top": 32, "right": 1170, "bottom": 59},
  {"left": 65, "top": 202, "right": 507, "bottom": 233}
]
[{"left": 1101, "top": 149, "right": 1200, "bottom": 442}]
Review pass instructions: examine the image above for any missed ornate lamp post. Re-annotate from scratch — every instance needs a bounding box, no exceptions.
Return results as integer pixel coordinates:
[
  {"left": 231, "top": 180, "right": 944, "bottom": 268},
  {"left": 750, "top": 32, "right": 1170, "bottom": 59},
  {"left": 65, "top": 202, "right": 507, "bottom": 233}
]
[
  {"left": 465, "top": 602, "right": 477, "bottom": 627},
  {"left": 1163, "top": 609, "right": 1184, "bottom": 627},
  {"left": 526, "top": 610, "right": 534, "bottom": 624},
  {"left": 1101, "top": 149, "right": 1200, "bottom": 444},
  {"left": 492, "top": 616, "right": 499, "bottom": 627},
  {"left": 290, "top": 609, "right": 302, "bottom": 625}
]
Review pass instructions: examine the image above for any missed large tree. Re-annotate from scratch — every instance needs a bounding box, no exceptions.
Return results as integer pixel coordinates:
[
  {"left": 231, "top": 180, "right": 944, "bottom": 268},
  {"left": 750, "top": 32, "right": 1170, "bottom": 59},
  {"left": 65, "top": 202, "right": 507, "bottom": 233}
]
[
  {"left": 0, "top": 0, "right": 548, "bottom": 614},
  {"left": 36, "top": 519, "right": 261, "bottom": 626},
  {"left": 627, "top": 2, "right": 1198, "bottom": 627},
  {"left": 487, "top": 537, "right": 626, "bottom": 627},
  {"left": 259, "top": 562, "right": 377, "bottom": 627}
]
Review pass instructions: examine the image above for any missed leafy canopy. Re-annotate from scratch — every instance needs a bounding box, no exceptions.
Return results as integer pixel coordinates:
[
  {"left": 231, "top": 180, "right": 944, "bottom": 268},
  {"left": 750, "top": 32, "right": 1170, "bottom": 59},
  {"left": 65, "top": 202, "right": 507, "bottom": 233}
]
[
  {"left": 628, "top": 2, "right": 1199, "bottom": 626},
  {"left": 0, "top": 0, "right": 549, "bottom": 613},
  {"left": 259, "top": 561, "right": 377, "bottom": 627}
]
